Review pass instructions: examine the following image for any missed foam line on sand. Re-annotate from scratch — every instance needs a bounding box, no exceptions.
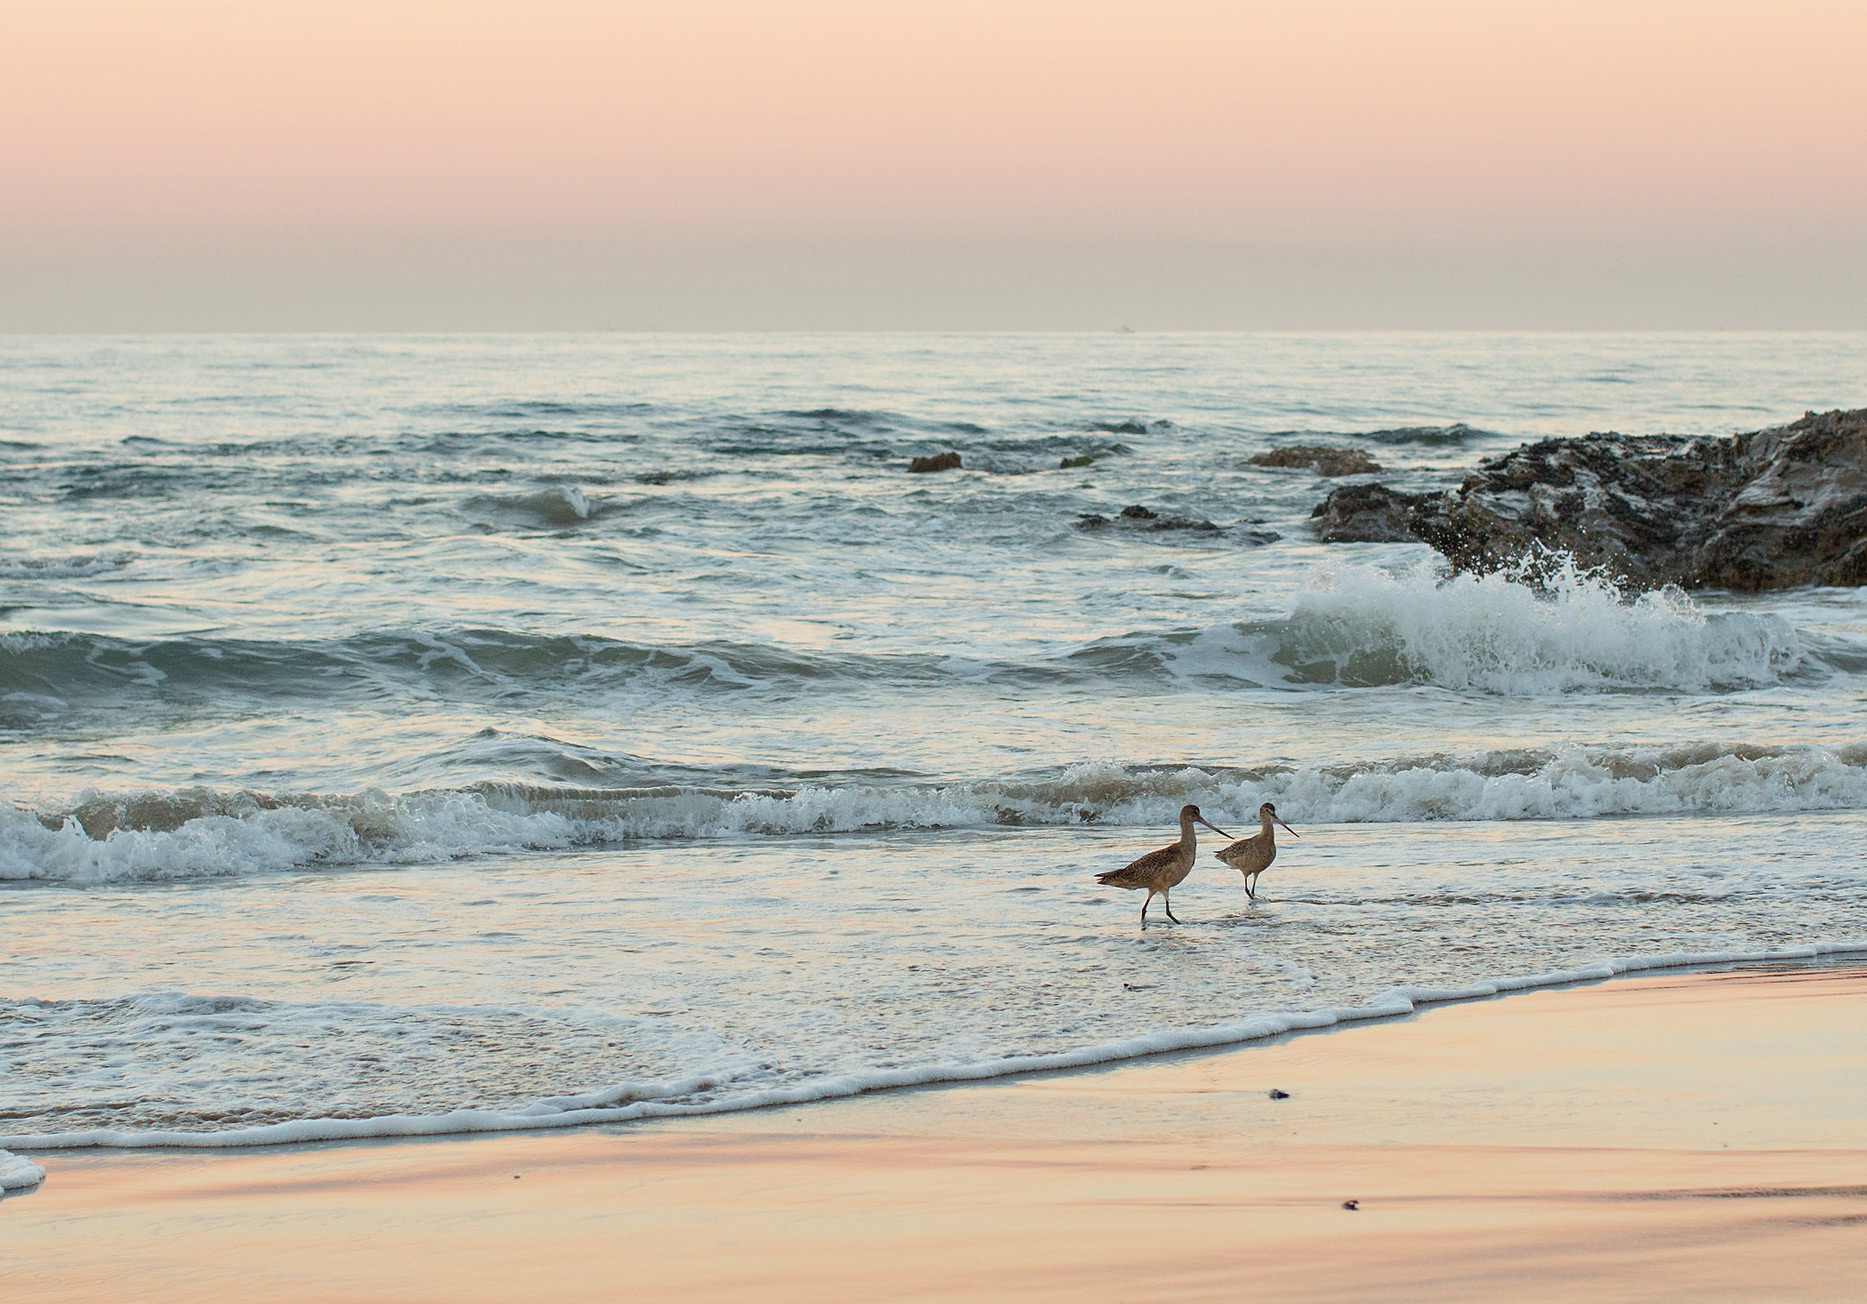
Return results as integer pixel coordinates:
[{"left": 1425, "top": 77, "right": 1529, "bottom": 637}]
[{"left": 10, "top": 938, "right": 1866, "bottom": 1153}]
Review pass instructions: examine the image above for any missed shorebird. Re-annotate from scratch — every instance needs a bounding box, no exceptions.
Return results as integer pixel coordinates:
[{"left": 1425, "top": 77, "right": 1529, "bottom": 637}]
[
  {"left": 1096, "top": 804, "right": 1231, "bottom": 925},
  {"left": 1216, "top": 802, "right": 1299, "bottom": 901}
]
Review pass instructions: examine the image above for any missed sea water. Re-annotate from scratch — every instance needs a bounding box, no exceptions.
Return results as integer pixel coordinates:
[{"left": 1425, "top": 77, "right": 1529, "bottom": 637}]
[{"left": 3, "top": 332, "right": 1866, "bottom": 1150}]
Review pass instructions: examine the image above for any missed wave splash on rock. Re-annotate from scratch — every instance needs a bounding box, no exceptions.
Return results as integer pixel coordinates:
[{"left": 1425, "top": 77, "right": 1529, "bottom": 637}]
[{"left": 1314, "top": 407, "right": 1867, "bottom": 591}]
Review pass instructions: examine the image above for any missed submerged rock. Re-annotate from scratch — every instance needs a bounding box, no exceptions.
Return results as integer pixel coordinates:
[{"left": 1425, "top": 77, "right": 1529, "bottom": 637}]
[
  {"left": 1077, "top": 504, "right": 1220, "bottom": 533},
  {"left": 1310, "top": 483, "right": 1433, "bottom": 543},
  {"left": 1246, "top": 445, "right": 1382, "bottom": 476},
  {"left": 908, "top": 452, "right": 962, "bottom": 473},
  {"left": 1076, "top": 504, "right": 1278, "bottom": 543},
  {"left": 1116, "top": 503, "right": 1216, "bottom": 532},
  {"left": 1362, "top": 408, "right": 1867, "bottom": 591},
  {"left": 1059, "top": 454, "right": 1098, "bottom": 469}
]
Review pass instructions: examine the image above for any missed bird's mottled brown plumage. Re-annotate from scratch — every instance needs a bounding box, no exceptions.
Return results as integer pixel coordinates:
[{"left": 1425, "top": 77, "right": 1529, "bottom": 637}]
[
  {"left": 1096, "top": 804, "right": 1231, "bottom": 925},
  {"left": 1216, "top": 802, "right": 1299, "bottom": 901}
]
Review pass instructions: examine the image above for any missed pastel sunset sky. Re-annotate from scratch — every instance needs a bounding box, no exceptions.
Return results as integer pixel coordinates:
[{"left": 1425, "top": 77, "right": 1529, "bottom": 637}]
[{"left": 5, "top": 0, "right": 1864, "bottom": 328}]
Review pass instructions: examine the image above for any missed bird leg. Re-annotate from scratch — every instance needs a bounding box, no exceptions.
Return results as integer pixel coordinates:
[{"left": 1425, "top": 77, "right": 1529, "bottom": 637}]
[
  {"left": 1244, "top": 877, "right": 1256, "bottom": 902},
  {"left": 1163, "top": 892, "right": 1181, "bottom": 924},
  {"left": 1140, "top": 894, "right": 1152, "bottom": 926}
]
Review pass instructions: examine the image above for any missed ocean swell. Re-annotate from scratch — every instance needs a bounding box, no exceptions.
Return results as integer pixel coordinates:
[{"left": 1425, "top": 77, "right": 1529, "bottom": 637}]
[
  {"left": 0, "top": 628, "right": 884, "bottom": 713},
  {"left": 0, "top": 558, "right": 1826, "bottom": 714}
]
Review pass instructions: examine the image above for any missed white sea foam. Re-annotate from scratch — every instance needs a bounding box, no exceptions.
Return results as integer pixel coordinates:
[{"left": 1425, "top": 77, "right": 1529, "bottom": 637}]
[
  {"left": 1278, "top": 556, "right": 1801, "bottom": 693},
  {"left": 1265, "top": 744, "right": 1867, "bottom": 824},
  {"left": 8, "top": 940, "right": 1863, "bottom": 1152},
  {"left": 0, "top": 1149, "right": 46, "bottom": 1189},
  {"left": 8, "top": 741, "right": 1867, "bottom": 882},
  {"left": 0, "top": 792, "right": 579, "bottom": 883}
]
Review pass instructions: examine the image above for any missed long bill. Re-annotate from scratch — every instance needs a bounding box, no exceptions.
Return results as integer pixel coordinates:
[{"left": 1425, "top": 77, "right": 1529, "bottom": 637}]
[
  {"left": 1272, "top": 814, "right": 1301, "bottom": 839},
  {"left": 1197, "top": 816, "right": 1233, "bottom": 838}
]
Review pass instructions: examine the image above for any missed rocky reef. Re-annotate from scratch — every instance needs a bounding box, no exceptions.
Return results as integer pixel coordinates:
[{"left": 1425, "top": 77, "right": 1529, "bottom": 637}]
[{"left": 1311, "top": 408, "right": 1867, "bottom": 592}]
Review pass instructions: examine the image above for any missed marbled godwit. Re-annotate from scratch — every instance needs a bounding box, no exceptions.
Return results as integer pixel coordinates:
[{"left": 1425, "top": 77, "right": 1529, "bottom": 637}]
[
  {"left": 1096, "top": 804, "right": 1231, "bottom": 925},
  {"left": 1216, "top": 802, "right": 1299, "bottom": 901}
]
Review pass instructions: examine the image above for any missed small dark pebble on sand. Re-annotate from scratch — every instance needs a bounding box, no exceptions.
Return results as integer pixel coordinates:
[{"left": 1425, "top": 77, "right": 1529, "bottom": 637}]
[
  {"left": 1268, "top": 1088, "right": 1290, "bottom": 1099},
  {"left": 1341, "top": 1200, "right": 1359, "bottom": 1211}
]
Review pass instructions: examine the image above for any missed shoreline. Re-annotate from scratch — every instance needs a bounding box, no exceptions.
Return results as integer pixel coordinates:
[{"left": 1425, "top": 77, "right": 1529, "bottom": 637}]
[
  {"left": 9, "top": 938, "right": 1867, "bottom": 1155},
  {"left": 9, "top": 958, "right": 1867, "bottom": 1301}
]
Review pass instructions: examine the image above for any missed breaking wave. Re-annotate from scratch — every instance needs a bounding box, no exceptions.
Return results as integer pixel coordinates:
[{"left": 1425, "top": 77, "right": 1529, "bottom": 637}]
[
  {"left": 1274, "top": 556, "right": 1803, "bottom": 693},
  {"left": 9, "top": 741, "right": 1867, "bottom": 883}
]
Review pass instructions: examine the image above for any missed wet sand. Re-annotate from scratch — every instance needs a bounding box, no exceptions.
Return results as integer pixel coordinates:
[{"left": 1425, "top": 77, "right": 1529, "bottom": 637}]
[{"left": 8, "top": 963, "right": 1866, "bottom": 1301}]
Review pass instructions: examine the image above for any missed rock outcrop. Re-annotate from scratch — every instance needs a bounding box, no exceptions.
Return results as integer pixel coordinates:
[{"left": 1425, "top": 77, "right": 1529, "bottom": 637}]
[
  {"left": 909, "top": 452, "right": 962, "bottom": 473},
  {"left": 1314, "top": 408, "right": 1867, "bottom": 591},
  {"left": 1246, "top": 445, "right": 1381, "bottom": 476},
  {"left": 1309, "top": 483, "right": 1432, "bottom": 543}
]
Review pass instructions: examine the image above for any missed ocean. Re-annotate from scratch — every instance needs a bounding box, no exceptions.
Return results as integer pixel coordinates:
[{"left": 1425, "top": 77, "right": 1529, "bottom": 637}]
[{"left": 4, "top": 331, "right": 1866, "bottom": 1150}]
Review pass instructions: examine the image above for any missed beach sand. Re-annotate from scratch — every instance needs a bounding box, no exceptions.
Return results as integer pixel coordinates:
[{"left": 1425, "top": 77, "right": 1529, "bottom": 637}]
[{"left": 8, "top": 962, "right": 1866, "bottom": 1302}]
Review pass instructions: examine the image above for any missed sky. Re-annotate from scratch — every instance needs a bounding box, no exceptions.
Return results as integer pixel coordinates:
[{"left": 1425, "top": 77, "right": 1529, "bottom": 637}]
[{"left": 4, "top": 0, "right": 1864, "bottom": 330}]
